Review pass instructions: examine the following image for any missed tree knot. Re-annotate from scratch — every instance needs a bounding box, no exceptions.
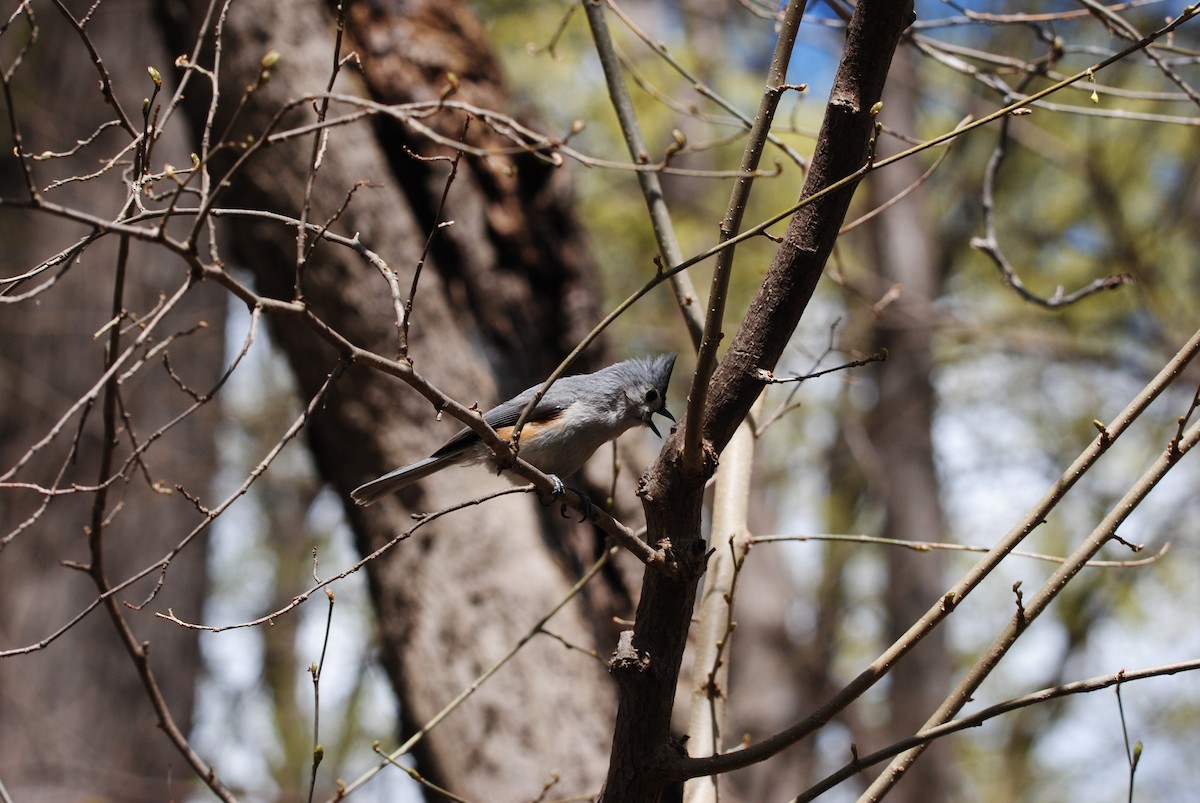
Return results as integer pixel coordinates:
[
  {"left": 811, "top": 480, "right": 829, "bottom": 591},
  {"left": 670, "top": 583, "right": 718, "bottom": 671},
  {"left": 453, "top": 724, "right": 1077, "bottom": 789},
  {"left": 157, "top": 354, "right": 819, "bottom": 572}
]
[{"left": 608, "top": 630, "right": 651, "bottom": 677}]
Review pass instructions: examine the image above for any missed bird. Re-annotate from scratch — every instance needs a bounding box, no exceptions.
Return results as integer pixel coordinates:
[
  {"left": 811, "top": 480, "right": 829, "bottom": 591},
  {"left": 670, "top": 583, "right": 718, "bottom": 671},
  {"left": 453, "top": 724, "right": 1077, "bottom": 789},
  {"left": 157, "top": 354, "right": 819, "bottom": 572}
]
[{"left": 351, "top": 354, "right": 677, "bottom": 506}]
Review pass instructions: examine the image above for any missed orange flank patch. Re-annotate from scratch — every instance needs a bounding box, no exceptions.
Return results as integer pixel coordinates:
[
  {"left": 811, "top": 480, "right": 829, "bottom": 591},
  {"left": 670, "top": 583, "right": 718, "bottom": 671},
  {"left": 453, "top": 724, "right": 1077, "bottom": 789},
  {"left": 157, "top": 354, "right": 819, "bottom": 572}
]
[{"left": 492, "top": 409, "right": 565, "bottom": 446}]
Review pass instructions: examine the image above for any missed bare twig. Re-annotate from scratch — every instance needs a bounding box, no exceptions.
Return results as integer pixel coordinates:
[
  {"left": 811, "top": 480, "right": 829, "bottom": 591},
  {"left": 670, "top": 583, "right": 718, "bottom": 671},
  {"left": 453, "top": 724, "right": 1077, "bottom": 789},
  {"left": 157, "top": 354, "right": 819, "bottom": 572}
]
[
  {"left": 401, "top": 121, "right": 468, "bottom": 358},
  {"left": 307, "top": 586, "right": 336, "bottom": 803},
  {"left": 754, "top": 349, "right": 887, "bottom": 385},
  {"left": 838, "top": 137, "right": 953, "bottom": 235},
  {"left": 684, "top": 0, "right": 807, "bottom": 477},
  {"left": 0, "top": 1, "right": 41, "bottom": 202},
  {"left": 157, "top": 486, "right": 526, "bottom": 632},
  {"left": 748, "top": 532, "right": 1170, "bottom": 568},
  {"left": 669, "top": 324, "right": 1200, "bottom": 782},
  {"left": 580, "top": 0, "right": 703, "bottom": 348},
  {"left": 333, "top": 546, "right": 619, "bottom": 801},
  {"left": 47, "top": 0, "right": 135, "bottom": 135},
  {"left": 295, "top": 1, "right": 350, "bottom": 301},
  {"left": 969, "top": 104, "right": 1133, "bottom": 307},
  {"left": 370, "top": 745, "right": 473, "bottom": 803},
  {"left": 796, "top": 657, "right": 1200, "bottom": 801},
  {"left": 1115, "top": 678, "right": 1143, "bottom": 803},
  {"left": 861, "top": 412, "right": 1200, "bottom": 798}
]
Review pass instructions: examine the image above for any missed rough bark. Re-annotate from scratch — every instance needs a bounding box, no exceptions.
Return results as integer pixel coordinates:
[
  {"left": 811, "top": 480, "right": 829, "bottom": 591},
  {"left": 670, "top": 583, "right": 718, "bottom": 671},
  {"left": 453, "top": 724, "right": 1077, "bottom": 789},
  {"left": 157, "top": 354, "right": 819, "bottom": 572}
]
[
  {"left": 338, "top": 0, "right": 606, "bottom": 391},
  {"left": 156, "top": 0, "right": 616, "bottom": 797},
  {"left": 338, "top": 0, "right": 638, "bottom": 623}
]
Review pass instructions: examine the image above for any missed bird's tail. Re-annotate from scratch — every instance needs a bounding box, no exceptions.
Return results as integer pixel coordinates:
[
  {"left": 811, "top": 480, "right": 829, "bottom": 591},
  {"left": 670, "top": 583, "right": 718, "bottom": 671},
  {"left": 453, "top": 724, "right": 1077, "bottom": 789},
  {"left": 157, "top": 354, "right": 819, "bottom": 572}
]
[{"left": 350, "top": 455, "right": 455, "bottom": 506}]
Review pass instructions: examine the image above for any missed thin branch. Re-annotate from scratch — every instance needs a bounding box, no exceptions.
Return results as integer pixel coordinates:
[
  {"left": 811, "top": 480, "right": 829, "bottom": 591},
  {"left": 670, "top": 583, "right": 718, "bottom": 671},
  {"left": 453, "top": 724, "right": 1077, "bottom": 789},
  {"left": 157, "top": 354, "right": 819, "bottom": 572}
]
[
  {"left": 795, "top": 658, "right": 1200, "bottom": 801},
  {"left": 295, "top": 0, "right": 350, "bottom": 301},
  {"left": 749, "top": 532, "right": 1171, "bottom": 568},
  {"left": 401, "top": 121, "right": 468, "bottom": 359},
  {"left": 838, "top": 137, "right": 953, "bottom": 235},
  {"left": 131, "top": 360, "right": 348, "bottom": 610},
  {"left": 862, "top": 413, "right": 1200, "bottom": 798},
  {"left": 914, "top": 0, "right": 1159, "bottom": 27},
  {"left": 157, "top": 486, "right": 527, "bottom": 631},
  {"left": 1115, "top": 680, "right": 1143, "bottom": 803},
  {"left": 0, "top": 230, "right": 101, "bottom": 300},
  {"left": 969, "top": 103, "right": 1133, "bottom": 307},
  {"left": 683, "top": 0, "right": 807, "bottom": 477},
  {"left": 753, "top": 317, "right": 845, "bottom": 436},
  {"left": 47, "top": 0, "right": 135, "bottom": 135},
  {"left": 306, "top": 585, "right": 336, "bottom": 803},
  {"left": 753, "top": 350, "right": 887, "bottom": 385},
  {"left": 371, "top": 746, "right": 474, "bottom": 803},
  {"left": 0, "top": 1, "right": 40, "bottom": 203},
  {"left": 669, "top": 323, "right": 1200, "bottom": 781},
  {"left": 332, "top": 546, "right": 619, "bottom": 801},
  {"left": 581, "top": 0, "right": 703, "bottom": 349}
]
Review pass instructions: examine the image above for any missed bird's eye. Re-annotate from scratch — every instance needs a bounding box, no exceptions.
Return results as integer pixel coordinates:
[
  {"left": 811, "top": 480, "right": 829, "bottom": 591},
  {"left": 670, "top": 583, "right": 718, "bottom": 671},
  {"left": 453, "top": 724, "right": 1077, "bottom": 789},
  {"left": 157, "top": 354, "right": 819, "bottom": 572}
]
[{"left": 644, "top": 388, "right": 660, "bottom": 404}]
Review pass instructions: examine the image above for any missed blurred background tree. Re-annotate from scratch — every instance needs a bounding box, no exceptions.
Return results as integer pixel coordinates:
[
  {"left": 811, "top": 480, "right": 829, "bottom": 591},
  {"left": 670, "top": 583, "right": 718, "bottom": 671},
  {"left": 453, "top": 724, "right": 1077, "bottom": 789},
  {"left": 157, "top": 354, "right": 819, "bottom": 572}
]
[{"left": 2, "top": 0, "right": 1198, "bottom": 801}]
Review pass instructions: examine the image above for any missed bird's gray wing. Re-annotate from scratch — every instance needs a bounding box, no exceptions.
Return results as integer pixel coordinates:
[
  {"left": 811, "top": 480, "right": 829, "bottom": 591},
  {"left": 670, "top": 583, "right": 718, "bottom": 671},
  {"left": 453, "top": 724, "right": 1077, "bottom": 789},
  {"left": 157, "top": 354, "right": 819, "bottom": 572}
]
[
  {"left": 430, "top": 389, "right": 568, "bottom": 459},
  {"left": 353, "top": 384, "right": 573, "bottom": 505}
]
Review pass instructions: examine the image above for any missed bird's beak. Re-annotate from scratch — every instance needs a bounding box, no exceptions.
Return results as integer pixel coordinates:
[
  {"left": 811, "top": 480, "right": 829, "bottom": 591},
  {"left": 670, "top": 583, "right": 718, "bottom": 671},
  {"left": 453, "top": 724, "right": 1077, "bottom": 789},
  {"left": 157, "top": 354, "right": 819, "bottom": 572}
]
[{"left": 647, "top": 406, "right": 676, "bottom": 438}]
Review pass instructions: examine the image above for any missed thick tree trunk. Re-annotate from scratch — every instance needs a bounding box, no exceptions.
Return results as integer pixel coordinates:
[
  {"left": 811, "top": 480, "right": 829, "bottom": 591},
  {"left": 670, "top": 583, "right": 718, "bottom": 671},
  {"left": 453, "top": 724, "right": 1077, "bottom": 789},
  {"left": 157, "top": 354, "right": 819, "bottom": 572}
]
[{"left": 157, "top": 0, "right": 616, "bottom": 797}]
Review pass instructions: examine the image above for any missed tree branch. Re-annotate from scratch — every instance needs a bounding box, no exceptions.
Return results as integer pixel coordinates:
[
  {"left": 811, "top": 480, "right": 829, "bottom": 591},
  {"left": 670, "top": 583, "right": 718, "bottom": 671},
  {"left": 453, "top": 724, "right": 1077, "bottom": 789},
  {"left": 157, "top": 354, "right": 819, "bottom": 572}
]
[
  {"left": 600, "top": 2, "right": 915, "bottom": 800},
  {"left": 582, "top": 0, "right": 703, "bottom": 345},
  {"left": 665, "top": 323, "right": 1200, "bottom": 783},
  {"left": 699, "top": 0, "right": 915, "bottom": 458},
  {"left": 797, "top": 657, "right": 1200, "bottom": 801}
]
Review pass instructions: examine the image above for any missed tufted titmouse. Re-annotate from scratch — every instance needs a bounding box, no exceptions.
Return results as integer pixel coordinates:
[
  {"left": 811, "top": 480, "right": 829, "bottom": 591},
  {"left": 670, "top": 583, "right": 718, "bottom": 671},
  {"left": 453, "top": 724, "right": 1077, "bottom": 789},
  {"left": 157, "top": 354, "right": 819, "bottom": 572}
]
[{"left": 351, "top": 354, "right": 677, "bottom": 506}]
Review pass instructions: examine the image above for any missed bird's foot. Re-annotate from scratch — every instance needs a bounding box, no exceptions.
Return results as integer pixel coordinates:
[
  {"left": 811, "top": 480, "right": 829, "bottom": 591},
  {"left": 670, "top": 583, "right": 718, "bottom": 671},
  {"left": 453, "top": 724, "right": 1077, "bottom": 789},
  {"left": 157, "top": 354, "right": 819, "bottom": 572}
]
[{"left": 536, "top": 474, "right": 592, "bottom": 522}]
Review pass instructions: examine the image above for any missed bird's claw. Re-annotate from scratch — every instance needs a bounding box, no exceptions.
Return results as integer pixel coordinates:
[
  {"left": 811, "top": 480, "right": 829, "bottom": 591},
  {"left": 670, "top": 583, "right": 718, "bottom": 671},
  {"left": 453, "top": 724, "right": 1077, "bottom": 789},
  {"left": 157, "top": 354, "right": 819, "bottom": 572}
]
[
  {"left": 535, "top": 474, "right": 592, "bottom": 522},
  {"left": 560, "top": 488, "right": 593, "bottom": 523}
]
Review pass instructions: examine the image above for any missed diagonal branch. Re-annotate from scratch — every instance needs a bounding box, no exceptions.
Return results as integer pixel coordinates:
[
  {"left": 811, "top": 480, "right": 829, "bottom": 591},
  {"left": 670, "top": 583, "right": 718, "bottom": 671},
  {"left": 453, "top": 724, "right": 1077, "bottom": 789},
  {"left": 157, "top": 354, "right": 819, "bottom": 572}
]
[
  {"left": 666, "top": 325, "right": 1200, "bottom": 782},
  {"left": 861, "top": 411, "right": 1200, "bottom": 799},
  {"left": 697, "top": 0, "right": 915, "bottom": 459},
  {"left": 799, "top": 657, "right": 1200, "bottom": 801},
  {"left": 582, "top": 0, "right": 703, "bottom": 345},
  {"left": 601, "top": 2, "right": 916, "bottom": 800},
  {"left": 683, "top": 0, "right": 806, "bottom": 475}
]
